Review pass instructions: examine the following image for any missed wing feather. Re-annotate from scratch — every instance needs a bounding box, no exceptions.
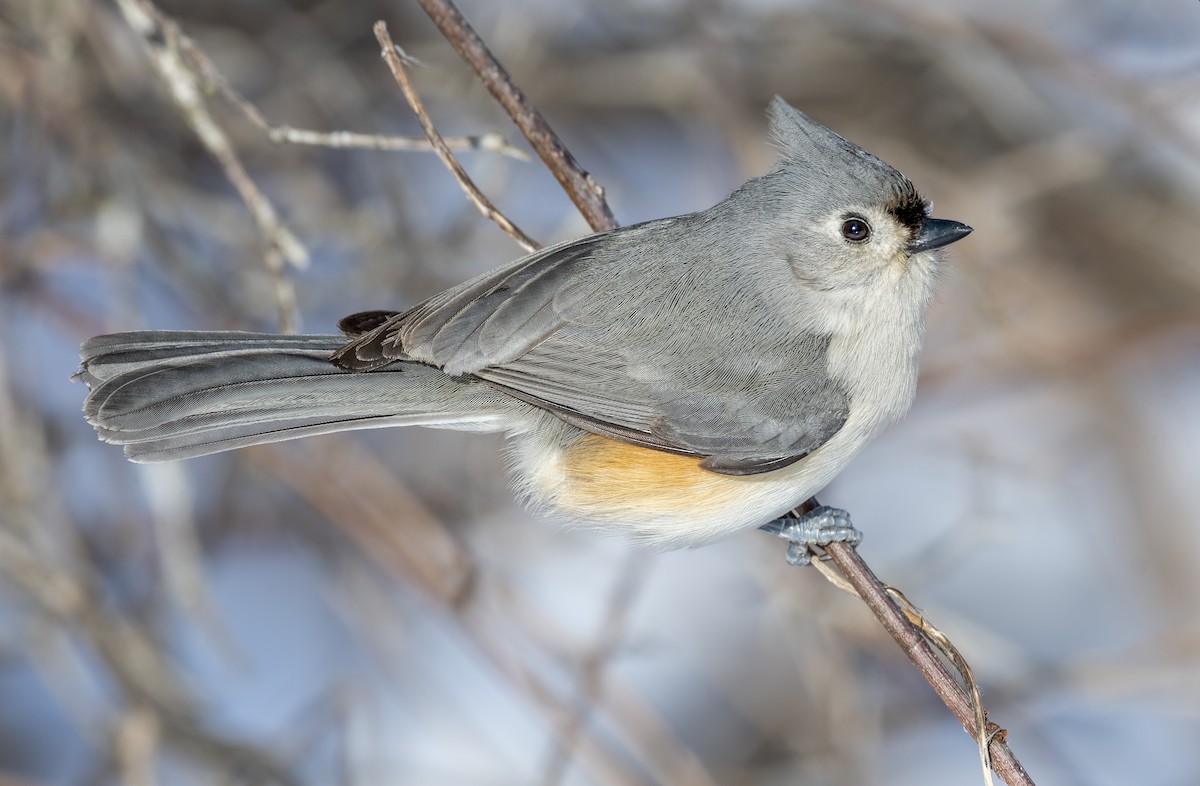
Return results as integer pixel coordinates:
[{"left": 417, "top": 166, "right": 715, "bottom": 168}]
[{"left": 332, "top": 214, "right": 849, "bottom": 474}]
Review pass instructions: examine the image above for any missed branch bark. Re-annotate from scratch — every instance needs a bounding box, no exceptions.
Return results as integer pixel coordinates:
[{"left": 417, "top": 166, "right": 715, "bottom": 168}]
[
  {"left": 825, "top": 541, "right": 1035, "bottom": 786},
  {"left": 414, "top": 0, "right": 618, "bottom": 233},
  {"left": 374, "top": 22, "right": 539, "bottom": 252}
]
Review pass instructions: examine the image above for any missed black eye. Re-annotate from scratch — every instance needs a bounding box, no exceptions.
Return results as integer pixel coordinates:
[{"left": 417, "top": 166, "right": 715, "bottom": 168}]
[{"left": 841, "top": 217, "right": 871, "bottom": 243}]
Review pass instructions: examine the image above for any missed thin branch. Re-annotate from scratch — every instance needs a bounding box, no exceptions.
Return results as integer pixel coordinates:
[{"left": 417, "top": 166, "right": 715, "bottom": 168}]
[
  {"left": 414, "top": 0, "right": 618, "bottom": 233},
  {"left": 889, "top": 584, "right": 995, "bottom": 786},
  {"left": 823, "top": 541, "right": 1035, "bottom": 786},
  {"left": 114, "top": 0, "right": 304, "bottom": 332},
  {"left": 167, "top": 30, "right": 531, "bottom": 162},
  {"left": 373, "top": 22, "right": 539, "bottom": 252},
  {"left": 266, "top": 126, "right": 530, "bottom": 160}
]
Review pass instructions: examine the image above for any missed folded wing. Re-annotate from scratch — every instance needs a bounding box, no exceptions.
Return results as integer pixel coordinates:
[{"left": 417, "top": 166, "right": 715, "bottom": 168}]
[{"left": 334, "top": 215, "right": 849, "bottom": 475}]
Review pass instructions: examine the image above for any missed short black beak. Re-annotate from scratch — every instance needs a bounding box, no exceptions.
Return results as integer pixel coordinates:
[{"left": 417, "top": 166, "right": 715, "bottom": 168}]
[{"left": 910, "top": 218, "right": 972, "bottom": 254}]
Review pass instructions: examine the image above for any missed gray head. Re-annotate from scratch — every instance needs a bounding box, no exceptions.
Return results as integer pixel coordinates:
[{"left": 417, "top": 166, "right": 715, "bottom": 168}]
[{"left": 757, "top": 97, "right": 971, "bottom": 288}]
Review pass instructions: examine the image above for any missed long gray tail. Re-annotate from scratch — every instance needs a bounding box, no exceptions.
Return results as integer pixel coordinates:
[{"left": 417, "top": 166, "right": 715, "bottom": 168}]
[{"left": 78, "top": 331, "right": 523, "bottom": 462}]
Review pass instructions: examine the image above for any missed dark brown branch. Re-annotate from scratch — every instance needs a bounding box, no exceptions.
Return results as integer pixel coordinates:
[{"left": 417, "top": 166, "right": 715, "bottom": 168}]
[
  {"left": 373, "top": 22, "right": 539, "bottom": 253},
  {"left": 414, "top": 0, "right": 618, "bottom": 233},
  {"left": 824, "top": 541, "right": 1036, "bottom": 786}
]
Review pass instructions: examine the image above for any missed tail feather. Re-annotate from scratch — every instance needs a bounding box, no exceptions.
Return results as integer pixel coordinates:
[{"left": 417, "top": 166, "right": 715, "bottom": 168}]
[
  {"left": 79, "top": 331, "right": 341, "bottom": 376},
  {"left": 78, "top": 331, "right": 523, "bottom": 462}
]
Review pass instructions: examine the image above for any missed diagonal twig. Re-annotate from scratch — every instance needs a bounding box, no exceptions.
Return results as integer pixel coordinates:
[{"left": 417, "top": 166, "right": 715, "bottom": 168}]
[
  {"left": 373, "top": 21, "right": 539, "bottom": 252},
  {"left": 414, "top": 0, "right": 618, "bottom": 233},
  {"left": 823, "top": 540, "right": 1035, "bottom": 786}
]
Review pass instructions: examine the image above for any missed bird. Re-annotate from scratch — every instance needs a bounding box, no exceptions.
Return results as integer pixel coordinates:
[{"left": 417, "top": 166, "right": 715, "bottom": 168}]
[{"left": 77, "top": 97, "right": 971, "bottom": 555}]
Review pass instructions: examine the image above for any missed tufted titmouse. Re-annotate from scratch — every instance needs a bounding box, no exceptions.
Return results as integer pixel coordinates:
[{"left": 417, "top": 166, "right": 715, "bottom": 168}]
[{"left": 78, "top": 98, "right": 970, "bottom": 551}]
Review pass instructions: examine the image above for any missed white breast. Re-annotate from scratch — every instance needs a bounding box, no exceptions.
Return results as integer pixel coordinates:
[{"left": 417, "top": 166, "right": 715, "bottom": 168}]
[{"left": 512, "top": 254, "right": 939, "bottom": 549}]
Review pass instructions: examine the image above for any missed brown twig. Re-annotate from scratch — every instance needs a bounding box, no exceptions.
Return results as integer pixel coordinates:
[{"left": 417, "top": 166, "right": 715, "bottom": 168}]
[
  {"left": 170, "top": 33, "right": 530, "bottom": 162},
  {"left": 373, "top": 22, "right": 539, "bottom": 253},
  {"left": 824, "top": 541, "right": 1035, "bottom": 786},
  {"left": 414, "top": 0, "right": 618, "bottom": 233},
  {"left": 114, "top": 0, "right": 305, "bottom": 333},
  {"left": 889, "top": 584, "right": 994, "bottom": 786}
]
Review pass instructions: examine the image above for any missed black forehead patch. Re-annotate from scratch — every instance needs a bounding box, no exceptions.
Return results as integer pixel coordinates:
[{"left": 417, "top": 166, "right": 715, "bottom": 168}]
[{"left": 886, "top": 182, "right": 929, "bottom": 233}]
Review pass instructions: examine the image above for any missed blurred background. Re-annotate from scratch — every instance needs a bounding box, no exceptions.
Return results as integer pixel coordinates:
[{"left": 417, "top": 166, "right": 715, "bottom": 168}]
[{"left": 2, "top": 0, "right": 1199, "bottom": 784}]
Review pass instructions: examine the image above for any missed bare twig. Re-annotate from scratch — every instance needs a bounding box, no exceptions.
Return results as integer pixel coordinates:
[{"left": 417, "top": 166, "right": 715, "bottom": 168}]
[
  {"left": 823, "top": 541, "right": 1035, "bottom": 786},
  {"left": 812, "top": 552, "right": 995, "bottom": 783},
  {"left": 373, "top": 22, "right": 539, "bottom": 252},
  {"left": 414, "top": 0, "right": 618, "bottom": 233},
  {"left": 165, "top": 29, "right": 530, "bottom": 162},
  {"left": 889, "top": 585, "right": 995, "bottom": 786},
  {"left": 266, "top": 126, "right": 530, "bottom": 159},
  {"left": 114, "top": 0, "right": 304, "bottom": 332}
]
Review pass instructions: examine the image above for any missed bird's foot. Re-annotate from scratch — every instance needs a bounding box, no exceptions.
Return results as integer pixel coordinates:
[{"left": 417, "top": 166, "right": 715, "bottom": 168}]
[{"left": 759, "top": 505, "right": 862, "bottom": 566}]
